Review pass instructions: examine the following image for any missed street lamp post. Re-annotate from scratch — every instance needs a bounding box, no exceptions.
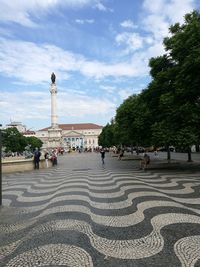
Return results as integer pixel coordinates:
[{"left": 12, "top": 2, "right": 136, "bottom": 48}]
[{"left": 0, "top": 124, "right": 2, "bottom": 206}]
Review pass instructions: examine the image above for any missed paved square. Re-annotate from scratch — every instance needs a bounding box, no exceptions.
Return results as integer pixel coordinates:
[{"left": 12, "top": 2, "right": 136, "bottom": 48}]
[{"left": 1, "top": 152, "right": 200, "bottom": 266}]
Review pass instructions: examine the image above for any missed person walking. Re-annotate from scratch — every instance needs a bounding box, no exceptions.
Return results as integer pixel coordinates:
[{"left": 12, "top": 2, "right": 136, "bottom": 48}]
[
  {"left": 140, "top": 153, "right": 150, "bottom": 170},
  {"left": 33, "top": 148, "right": 41, "bottom": 169},
  {"left": 100, "top": 148, "right": 105, "bottom": 164},
  {"left": 118, "top": 148, "right": 124, "bottom": 160}
]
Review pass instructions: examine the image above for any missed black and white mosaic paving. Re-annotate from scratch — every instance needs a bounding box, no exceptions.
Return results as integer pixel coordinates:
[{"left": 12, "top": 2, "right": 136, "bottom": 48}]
[{"left": 1, "top": 153, "right": 200, "bottom": 267}]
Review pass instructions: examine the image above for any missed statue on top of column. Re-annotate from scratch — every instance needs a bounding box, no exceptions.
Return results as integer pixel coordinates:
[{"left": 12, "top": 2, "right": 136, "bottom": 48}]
[{"left": 51, "top": 72, "right": 56, "bottom": 84}]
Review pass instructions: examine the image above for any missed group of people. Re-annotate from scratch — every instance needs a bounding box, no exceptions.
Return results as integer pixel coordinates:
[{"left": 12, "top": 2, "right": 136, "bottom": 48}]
[
  {"left": 34, "top": 146, "right": 151, "bottom": 170},
  {"left": 99, "top": 147, "right": 151, "bottom": 170},
  {"left": 44, "top": 150, "right": 58, "bottom": 166},
  {"left": 33, "top": 148, "right": 58, "bottom": 169}
]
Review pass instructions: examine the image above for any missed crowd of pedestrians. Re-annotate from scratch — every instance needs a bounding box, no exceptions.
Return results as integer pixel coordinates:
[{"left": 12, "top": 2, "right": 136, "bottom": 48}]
[{"left": 32, "top": 145, "right": 155, "bottom": 171}]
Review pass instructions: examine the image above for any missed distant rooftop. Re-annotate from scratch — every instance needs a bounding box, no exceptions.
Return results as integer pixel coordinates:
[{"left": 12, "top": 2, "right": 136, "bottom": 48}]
[
  {"left": 39, "top": 123, "right": 103, "bottom": 131},
  {"left": 6, "top": 121, "right": 23, "bottom": 126},
  {"left": 23, "top": 130, "right": 36, "bottom": 135}
]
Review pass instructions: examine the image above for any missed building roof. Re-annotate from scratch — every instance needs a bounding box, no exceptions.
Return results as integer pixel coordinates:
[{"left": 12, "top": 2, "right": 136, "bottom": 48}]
[
  {"left": 23, "top": 130, "right": 36, "bottom": 135},
  {"left": 39, "top": 123, "right": 103, "bottom": 131}
]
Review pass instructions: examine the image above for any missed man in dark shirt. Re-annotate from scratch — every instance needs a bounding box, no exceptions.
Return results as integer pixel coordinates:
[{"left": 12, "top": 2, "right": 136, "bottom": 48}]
[
  {"left": 34, "top": 148, "right": 41, "bottom": 169},
  {"left": 100, "top": 149, "right": 105, "bottom": 164}
]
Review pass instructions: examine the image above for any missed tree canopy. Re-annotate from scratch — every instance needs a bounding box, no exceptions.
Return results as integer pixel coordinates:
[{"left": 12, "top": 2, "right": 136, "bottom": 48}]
[
  {"left": 98, "top": 10, "right": 200, "bottom": 160},
  {"left": 2, "top": 127, "right": 43, "bottom": 153}
]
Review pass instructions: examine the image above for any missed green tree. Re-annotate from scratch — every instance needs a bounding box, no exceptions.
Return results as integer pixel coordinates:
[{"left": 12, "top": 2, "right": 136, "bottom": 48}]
[
  {"left": 26, "top": 136, "right": 43, "bottom": 151},
  {"left": 2, "top": 127, "right": 28, "bottom": 153},
  {"left": 98, "top": 10, "right": 200, "bottom": 162},
  {"left": 115, "top": 94, "right": 152, "bottom": 148},
  {"left": 98, "top": 120, "right": 117, "bottom": 148},
  {"left": 143, "top": 56, "right": 177, "bottom": 159},
  {"left": 146, "top": 10, "right": 200, "bottom": 160},
  {"left": 163, "top": 11, "right": 200, "bottom": 160}
]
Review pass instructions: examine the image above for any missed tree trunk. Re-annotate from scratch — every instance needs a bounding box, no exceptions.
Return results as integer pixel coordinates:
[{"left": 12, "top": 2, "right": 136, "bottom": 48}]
[
  {"left": 166, "top": 145, "right": 171, "bottom": 162},
  {"left": 187, "top": 147, "right": 192, "bottom": 162},
  {"left": 131, "top": 144, "right": 133, "bottom": 154},
  {"left": 136, "top": 143, "right": 139, "bottom": 155}
]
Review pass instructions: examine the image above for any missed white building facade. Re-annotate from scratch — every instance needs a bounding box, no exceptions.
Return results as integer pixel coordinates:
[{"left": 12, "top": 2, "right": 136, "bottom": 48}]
[
  {"left": 5, "top": 121, "right": 26, "bottom": 133},
  {"left": 36, "top": 123, "right": 103, "bottom": 150}
]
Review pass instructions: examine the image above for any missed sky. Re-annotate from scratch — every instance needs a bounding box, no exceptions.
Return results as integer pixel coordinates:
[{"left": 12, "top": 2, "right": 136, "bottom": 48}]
[{"left": 0, "top": 0, "right": 199, "bottom": 131}]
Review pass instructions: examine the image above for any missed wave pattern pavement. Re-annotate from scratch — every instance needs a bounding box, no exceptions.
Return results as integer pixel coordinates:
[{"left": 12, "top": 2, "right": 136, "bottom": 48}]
[{"left": 1, "top": 153, "right": 200, "bottom": 266}]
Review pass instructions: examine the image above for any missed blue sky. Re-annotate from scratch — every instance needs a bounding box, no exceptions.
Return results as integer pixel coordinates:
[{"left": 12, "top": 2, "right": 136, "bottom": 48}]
[{"left": 0, "top": 0, "right": 199, "bottom": 131}]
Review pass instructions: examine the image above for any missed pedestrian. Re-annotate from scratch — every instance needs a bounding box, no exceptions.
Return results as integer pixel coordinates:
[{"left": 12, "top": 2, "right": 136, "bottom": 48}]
[
  {"left": 51, "top": 151, "right": 57, "bottom": 166},
  {"left": 33, "top": 148, "right": 41, "bottom": 169},
  {"left": 118, "top": 149, "right": 124, "bottom": 160},
  {"left": 44, "top": 151, "right": 49, "bottom": 168},
  {"left": 100, "top": 148, "right": 105, "bottom": 164},
  {"left": 140, "top": 153, "right": 150, "bottom": 170}
]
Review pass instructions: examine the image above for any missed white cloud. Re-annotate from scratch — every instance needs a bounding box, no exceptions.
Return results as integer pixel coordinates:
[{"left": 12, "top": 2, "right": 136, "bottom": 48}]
[
  {"left": 75, "top": 19, "right": 94, "bottom": 24},
  {"left": 0, "top": 1, "right": 37, "bottom": 27},
  {"left": 146, "top": 42, "right": 165, "bottom": 59},
  {"left": 115, "top": 32, "right": 144, "bottom": 53},
  {"left": 142, "top": 0, "right": 196, "bottom": 39},
  {"left": 95, "top": 2, "right": 107, "bottom": 11},
  {"left": 143, "top": 0, "right": 166, "bottom": 14},
  {"left": 0, "top": 89, "right": 116, "bottom": 127},
  {"left": 0, "top": 27, "right": 13, "bottom": 37},
  {"left": 164, "top": 0, "right": 196, "bottom": 24},
  {"left": 0, "top": 0, "right": 98, "bottom": 27},
  {"left": 120, "top": 20, "right": 137, "bottom": 29},
  {"left": 118, "top": 88, "right": 133, "bottom": 100},
  {"left": 94, "top": 1, "right": 112, "bottom": 12},
  {"left": 100, "top": 85, "right": 116, "bottom": 93},
  {"left": 0, "top": 38, "right": 148, "bottom": 84},
  {"left": 79, "top": 60, "right": 144, "bottom": 78},
  {"left": 58, "top": 91, "right": 115, "bottom": 117},
  {"left": 0, "top": 91, "right": 50, "bottom": 123},
  {"left": 0, "top": 39, "right": 76, "bottom": 83},
  {"left": 142, "top": 14, "right": 170, "bottom": 40}
]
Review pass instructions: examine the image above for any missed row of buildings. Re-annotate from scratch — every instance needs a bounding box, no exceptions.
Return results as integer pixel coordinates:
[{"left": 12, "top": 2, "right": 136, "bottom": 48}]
[{"left": 5, "top": 121, "right": 103, "bottom": 151}]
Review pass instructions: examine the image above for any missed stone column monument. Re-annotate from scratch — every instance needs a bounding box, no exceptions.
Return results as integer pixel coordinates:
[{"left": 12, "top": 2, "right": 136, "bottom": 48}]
[
  {"left": 50, "top": 72, "right": 58, "bottom": 128},
  {"left": 47, "top": 73, "right": 62, "bottom": 149}
]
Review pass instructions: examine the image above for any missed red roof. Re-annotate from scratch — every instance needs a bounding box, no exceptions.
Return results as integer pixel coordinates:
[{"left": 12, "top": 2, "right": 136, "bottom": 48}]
[
  {"left": 39, "top": 123, "right": 103, "bottom": 131},
  {"left": 23, "top": 130, "right": 36, "bottom": 135}
]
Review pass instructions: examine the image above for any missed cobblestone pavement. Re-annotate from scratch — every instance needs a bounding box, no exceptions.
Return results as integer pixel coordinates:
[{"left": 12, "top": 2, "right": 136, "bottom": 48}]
[{"left": 1, "top": 152, "right": 200, "bottom": 267}]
